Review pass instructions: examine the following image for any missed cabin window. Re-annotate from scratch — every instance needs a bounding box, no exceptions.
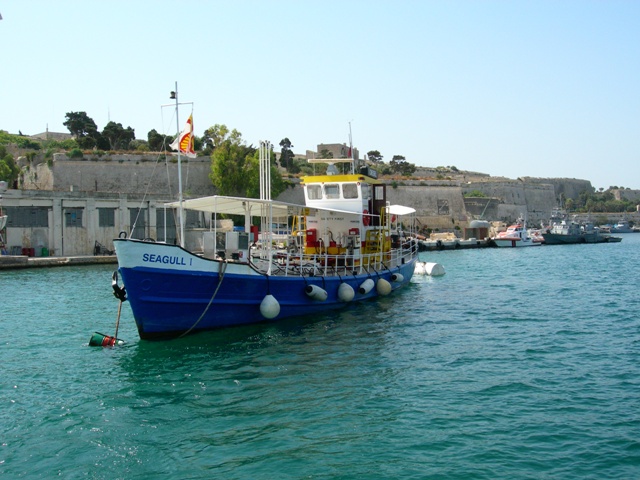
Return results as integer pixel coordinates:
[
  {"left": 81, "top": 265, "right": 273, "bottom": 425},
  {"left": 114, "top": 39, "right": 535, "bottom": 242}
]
[
  {"left": 324, "top": 184, "right": 340, "bottom": 199},
  {"left": 307, "top": 185, "right": 322, "bottom": 200},
  {"left": 361, "top": 183, "right": 371, "bottom": 200},
  {"left": 342, "top": 183, "right": 358, "bottom": 199}
]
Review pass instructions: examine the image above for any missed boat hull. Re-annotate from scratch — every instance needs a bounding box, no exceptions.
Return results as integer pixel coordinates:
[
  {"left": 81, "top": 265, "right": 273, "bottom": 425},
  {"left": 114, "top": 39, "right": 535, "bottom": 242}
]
[
  {"left": 542, "top": 233, "right": 622, "bottom": 245},
  {"left": 114, "top": 239, "right": 417, "bottom": 339},
  {"left": 492, "top": 238, "right": 540, "bottom": 247}
]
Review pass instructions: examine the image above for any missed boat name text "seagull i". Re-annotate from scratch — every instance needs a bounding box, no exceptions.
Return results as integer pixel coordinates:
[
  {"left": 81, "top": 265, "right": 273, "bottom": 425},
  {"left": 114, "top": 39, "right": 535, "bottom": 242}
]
[{"left": 142, "top": 253, "right": 192, "bottom": 266}]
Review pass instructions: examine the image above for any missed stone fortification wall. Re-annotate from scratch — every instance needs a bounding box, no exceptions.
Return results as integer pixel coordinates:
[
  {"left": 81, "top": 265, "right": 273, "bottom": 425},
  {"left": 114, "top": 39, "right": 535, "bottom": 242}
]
[
  {"left": 386, "top": 184, "right": 468, "bottom": 230},
  {"left": 22, "top": 153, "right": 215, "bottom": 196},
  {"left": 522, "top": 177, "right": 593, "bottom": 201},
  {"left": 613, "top": 189, "right": 640, "bottom": 203},
  {"left": 462, "top": 180, "right": 557, "bottom": 224}
]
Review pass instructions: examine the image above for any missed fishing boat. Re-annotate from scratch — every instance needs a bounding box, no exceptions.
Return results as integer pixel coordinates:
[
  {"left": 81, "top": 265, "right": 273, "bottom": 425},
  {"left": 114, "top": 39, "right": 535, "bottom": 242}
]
[
  {"left": 113, "top": 106, "right": 418, "bottom": 339},
  {"left": 492, "top": 220, "right": 540, "bottom": 248}
]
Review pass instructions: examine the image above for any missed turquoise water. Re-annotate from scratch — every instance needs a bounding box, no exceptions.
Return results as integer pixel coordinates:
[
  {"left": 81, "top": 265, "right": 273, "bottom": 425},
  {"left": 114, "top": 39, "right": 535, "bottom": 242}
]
[{"left": 2, "top": 235, "right": 640, "bottom": 479}]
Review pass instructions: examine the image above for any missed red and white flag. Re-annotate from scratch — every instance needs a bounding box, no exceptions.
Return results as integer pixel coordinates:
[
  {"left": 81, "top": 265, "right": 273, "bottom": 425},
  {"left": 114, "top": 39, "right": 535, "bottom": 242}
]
[{"left": 170, "top": 115, "right": 196, "bottom": 158}]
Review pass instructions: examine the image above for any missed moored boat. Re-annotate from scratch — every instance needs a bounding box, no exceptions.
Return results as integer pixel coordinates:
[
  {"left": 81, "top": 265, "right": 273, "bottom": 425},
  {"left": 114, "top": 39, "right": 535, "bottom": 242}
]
[
  {"left": 114, "top": 126, "right": 419, "bottom": 339},
  {"left": 492, "top": 220, "right": 540, "bottom": 248},
  {"left": 610, "top": 219, "right": 633, "bottom": 233},
  {"left": 542, "top": 219, "right": 623, "bottom": 245}
]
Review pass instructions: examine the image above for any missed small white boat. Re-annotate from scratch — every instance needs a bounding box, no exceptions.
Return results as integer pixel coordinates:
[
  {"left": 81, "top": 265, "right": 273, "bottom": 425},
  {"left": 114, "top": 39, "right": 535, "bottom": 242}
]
[{"left": 492, "top": 221, "right": 540, "bottom": 248}]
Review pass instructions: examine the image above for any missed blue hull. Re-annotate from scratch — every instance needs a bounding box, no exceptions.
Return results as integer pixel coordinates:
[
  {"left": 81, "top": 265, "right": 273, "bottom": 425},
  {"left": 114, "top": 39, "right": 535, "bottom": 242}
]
[{"left": 116, "top": 241, "right": 417, "bottom": 339}]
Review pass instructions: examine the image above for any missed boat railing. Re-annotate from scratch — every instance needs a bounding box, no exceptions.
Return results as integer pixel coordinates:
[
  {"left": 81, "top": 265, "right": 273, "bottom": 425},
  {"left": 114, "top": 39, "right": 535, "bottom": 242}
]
[{"left": 251, "top": 239, "right": 418, "bottom": 278}]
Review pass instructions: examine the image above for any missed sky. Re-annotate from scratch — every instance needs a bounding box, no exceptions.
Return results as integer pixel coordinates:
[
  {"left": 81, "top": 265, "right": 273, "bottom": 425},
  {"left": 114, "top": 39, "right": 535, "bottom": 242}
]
[{"left": 1, "top": 0, "right": 639, "bottom": 190}]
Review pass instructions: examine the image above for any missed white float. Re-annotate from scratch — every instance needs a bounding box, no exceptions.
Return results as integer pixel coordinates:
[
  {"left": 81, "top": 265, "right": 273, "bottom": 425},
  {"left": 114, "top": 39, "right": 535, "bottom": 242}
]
[
  {"left": 260, "top": 294, "right": 280, "bottom": 319},
  {"left": 376, "top": 278, "right": 392, "bottom": 296},
  {"left": 414, "top": 262, "right": 446, "bottom": 276},
  {"left": 305, "top": 284, "right": 328, "bottom": 301},
  {"left": 337, "top": 282, "right": 355, "bottom": 302},
  {"left": 358, "top": 278, "right": 375, "bottom": 294}
]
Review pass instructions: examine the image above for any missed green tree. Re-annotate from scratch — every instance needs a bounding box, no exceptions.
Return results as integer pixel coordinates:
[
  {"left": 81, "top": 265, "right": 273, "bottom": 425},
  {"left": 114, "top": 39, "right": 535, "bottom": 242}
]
[
  {"left": 203, "top": 124, "right": 242, "bottom": 154},
  {"left": 102, "top": 121, "right": 135, "bottom": 150},
  {"left": 147, "top": 129, "right": 172, "bottom": 151},
  {"left": 0, "top": 145, "right": 20, "bottom": 185},
  {"left": 279, "top": 137, "right": 295, "bottom": 172},
  {"left": 390, "top": 155, "right": 416, "bottom": 176},
  {"left": 464, "top": 190, "right": 487, "bottom": 198},
  {"left": 210, "top": 132, "right": 285, "bottom": 199},
  {"left": 63, "top": 111, "right": 101, "bottom": 149},
  {"left": 319, "top": 149, "right": 333, "bottom": 159},
  {"left": 367, "top": 150, "right": 383, "bottom": 163}
]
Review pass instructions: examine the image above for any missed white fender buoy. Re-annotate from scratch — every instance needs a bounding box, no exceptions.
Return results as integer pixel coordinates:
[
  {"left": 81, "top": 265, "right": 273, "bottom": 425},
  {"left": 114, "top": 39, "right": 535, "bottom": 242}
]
[
  {"left": 358, "top": 278, "right": 375, "bottom": 295},
  {"left": 260, "top": 294, "right": 280, "bottom": 319},
  {"left": 424, "top": 262, "right": 445, "bottom": 276},
  {"left": 305, "top": 284, "right": 328, "bottom": 301},
  {"left": 337, "top": 282, "right": 355, "bottom": 302},
  {"left": 376, "top": 278, "right": 392, "bottom": 296},
  {"left": 390, "top": 273, "right": 404, "bottom": 283}
]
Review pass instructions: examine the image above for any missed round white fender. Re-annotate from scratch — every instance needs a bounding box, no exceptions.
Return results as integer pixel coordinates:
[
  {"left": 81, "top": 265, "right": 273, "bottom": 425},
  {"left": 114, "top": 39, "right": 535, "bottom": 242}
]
[
  {"left": 358, "top": 278, "right": 375, "bottom": 295},
  {"left": 337, "top": 282, "right": 355, "bottom": 302},
  {"left": 425, "top": 262, "right": 445, "bottom": 276},
  {"left": 390, "top": 273, "right": 404, "bottom": 283},
  {"left": 260, "top": 294, "right": 280, "bottom": 319},
  {"left": 414, "top": 262, "right": 427, "bottom": 275},
  {"left": 305, "top": 284, "right": 328, "bottom": 301},
  {"left": 376, "top": 278, "right": 392, "bottom": 296},
  {"left": 414, "top": 262, "right": 446, "bottom": 276}
]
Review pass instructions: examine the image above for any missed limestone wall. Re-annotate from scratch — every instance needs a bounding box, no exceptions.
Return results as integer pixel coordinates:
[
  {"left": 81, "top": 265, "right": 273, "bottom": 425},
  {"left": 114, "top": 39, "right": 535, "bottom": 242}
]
[{"left": 22, "top": 153, "right": 215, "bottom": 197}]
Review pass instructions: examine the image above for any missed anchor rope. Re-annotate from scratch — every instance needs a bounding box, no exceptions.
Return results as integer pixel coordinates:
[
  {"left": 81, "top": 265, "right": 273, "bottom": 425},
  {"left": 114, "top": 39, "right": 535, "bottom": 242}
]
[{"left": 178, "top": 260, "right": 228, "bottom": 338}]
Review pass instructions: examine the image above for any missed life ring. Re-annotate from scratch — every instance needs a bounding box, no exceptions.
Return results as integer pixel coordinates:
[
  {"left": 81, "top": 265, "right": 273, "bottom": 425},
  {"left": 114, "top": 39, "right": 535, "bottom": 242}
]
[
  {"left": 118, "top": 231, "right": 128, "bottom": 239},
  {"left": 362, "top": 209, "right": 370, "bottom": 226}
]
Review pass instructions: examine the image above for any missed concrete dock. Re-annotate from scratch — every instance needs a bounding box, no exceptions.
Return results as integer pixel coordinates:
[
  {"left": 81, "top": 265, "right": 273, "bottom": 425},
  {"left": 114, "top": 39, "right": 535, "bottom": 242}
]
[{"left": 0, "top": 255, "right": 118, "bottom": 270}]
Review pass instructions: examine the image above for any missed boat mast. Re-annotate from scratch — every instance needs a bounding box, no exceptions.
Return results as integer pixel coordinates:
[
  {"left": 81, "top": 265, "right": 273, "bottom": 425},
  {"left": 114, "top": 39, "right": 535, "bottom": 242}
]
[
  {"left": 170, "top": 82, "right": 185, "bottom": 248},
  {"left": 349, "top": 121, "right": 354, "bottom": 174},
  {"left": 259, "top": 141, "right": 273, "bottom": 275}
]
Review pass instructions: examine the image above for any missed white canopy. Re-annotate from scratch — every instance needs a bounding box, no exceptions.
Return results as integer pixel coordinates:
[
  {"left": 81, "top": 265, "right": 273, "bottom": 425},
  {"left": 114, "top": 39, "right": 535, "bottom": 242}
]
[
  {"left": 165, "top": 195, "right": 361, "bottom": 218},
  {"left": 388, "top": 205, "right": 416, "bottom": 216}
]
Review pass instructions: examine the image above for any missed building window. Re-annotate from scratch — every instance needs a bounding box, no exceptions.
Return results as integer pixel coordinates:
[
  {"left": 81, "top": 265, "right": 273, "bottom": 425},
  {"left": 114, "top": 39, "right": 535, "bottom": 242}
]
[
  {"left": 98, "top": 208, "right": 116, "bottom": 227},
  {"left": 156, "top": 208, "right": 177, "bottom": 245},
  {"left": 65, "top": 208, "right": 84, "bottom": 227},
  {"left": 5, "top": 207, "right": 49, "bottom": 227},
  {"left": 129, "top": 208, "right": 147, "bottom": 239},
  {"left": 185, "top": 209, "right": 202, "bottom": 228}
]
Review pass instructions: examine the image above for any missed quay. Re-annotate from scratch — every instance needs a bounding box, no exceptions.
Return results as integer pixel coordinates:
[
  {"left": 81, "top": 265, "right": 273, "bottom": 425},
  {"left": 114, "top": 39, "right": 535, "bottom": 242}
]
[{"left": 0, "top": 254, "right": 118, "bottom": 270}]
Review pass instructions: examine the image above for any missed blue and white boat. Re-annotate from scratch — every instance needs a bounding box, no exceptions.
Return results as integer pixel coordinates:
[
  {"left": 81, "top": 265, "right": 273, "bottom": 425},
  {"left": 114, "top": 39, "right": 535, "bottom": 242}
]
[{"left": 114, "top": 144, "right": 419, "bottom": 339}]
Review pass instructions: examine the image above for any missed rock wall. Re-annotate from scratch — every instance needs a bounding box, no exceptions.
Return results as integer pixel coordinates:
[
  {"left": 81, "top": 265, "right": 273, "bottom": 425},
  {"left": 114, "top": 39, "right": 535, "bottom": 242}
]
[
  {"left": 22, "top": 153, "right": 215, "bottom": 196},
  {"left": 521, "top": 177, "right": 593, "bottom": 202}
]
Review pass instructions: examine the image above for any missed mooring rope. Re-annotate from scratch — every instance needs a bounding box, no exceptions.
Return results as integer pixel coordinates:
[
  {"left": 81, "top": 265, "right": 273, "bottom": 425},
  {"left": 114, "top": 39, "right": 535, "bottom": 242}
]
[{"left": 178, "top": 260, "right": 228, "bottom": 338}]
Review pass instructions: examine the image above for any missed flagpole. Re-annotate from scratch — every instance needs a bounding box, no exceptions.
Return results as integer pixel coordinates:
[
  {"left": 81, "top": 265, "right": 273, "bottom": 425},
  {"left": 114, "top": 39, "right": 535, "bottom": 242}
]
[{"left": 173, "top": 81, "right": 185, "bottom": 248}]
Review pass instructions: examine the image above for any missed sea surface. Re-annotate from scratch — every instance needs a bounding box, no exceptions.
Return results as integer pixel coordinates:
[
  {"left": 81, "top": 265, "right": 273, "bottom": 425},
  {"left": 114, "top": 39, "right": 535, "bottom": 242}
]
[{"left": 2, "top": 234, "right": 640, "bottom": 479}]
